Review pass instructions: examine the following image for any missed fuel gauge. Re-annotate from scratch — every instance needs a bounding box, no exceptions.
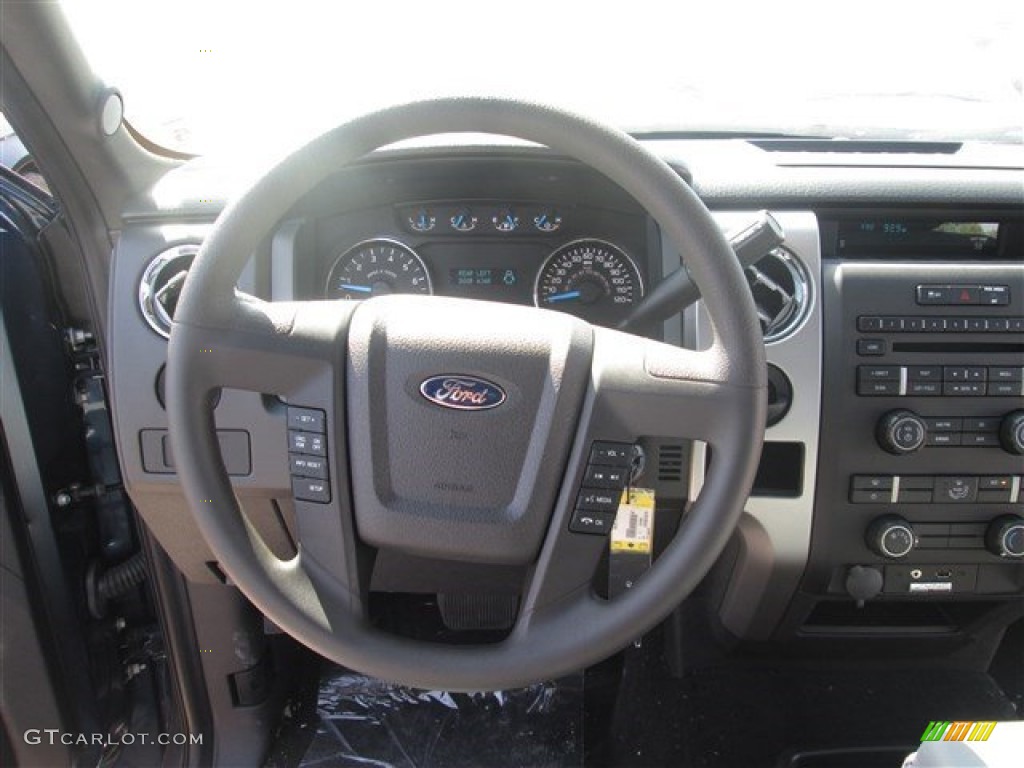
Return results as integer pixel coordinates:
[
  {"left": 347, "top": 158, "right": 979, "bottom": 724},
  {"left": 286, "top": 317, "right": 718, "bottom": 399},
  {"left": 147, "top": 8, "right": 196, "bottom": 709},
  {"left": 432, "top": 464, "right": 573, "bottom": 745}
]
[{"left": 492, "top": 207, "right": 520, "bottom": 233}]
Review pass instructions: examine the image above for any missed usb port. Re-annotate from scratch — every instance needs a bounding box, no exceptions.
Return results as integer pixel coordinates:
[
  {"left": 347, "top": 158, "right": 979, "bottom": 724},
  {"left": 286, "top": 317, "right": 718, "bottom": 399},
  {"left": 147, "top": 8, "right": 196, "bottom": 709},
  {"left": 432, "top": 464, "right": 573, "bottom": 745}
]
[{"left": 935, "top": 569, "right": 953, "bottom": 580}]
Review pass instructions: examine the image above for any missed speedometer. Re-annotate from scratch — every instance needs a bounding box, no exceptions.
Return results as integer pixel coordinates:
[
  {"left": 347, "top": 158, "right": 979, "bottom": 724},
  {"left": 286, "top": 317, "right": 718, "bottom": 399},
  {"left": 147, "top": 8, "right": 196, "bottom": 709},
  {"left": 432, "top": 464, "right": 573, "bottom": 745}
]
[
  {"left": 325, "top": 238, "right": 432, "bottom": 300},
  {"left": 534, "top": 239, "right": 643, "bottom": 326}
]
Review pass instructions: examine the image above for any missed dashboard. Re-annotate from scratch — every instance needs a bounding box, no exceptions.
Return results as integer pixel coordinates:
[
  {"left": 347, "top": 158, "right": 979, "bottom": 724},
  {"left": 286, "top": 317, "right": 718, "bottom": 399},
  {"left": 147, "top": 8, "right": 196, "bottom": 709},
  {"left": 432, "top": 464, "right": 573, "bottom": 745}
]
[{"left": 109, "top": 140, "right": 1024, "bottom": 647}]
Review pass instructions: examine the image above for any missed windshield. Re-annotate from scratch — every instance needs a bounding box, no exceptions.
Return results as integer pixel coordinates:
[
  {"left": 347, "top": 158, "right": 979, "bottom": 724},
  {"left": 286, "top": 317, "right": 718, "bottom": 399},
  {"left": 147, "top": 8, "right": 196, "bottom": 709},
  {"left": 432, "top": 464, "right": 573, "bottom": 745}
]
[{"left": 61, "top": 0, "right": 1022, "bottom": 154}]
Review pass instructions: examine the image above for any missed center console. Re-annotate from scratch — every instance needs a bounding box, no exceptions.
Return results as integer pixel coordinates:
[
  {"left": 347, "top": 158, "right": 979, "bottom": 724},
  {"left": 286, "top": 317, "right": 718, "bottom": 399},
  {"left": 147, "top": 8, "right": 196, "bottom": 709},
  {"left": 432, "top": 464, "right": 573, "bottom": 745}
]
[{"left": 801, "top": 216, "right": 1024, "bottom": 624}]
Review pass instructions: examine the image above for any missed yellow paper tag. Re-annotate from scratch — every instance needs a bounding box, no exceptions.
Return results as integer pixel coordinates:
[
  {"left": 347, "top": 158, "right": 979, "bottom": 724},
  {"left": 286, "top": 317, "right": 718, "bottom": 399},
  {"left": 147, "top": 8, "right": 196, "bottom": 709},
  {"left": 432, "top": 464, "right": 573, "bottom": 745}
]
[{"left": 610, "top": 488, "right": 655, "bottom": 555}]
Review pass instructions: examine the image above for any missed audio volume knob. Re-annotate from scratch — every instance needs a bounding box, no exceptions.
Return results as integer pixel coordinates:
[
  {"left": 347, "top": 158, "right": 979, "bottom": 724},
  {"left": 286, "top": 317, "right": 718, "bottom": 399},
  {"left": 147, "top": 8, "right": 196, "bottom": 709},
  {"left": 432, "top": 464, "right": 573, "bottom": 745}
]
[
  {"left": 999, "top": 410, "right": 1024, "bottom": 455},
  {"left": 866, "top": 515, "right": 917, "bottom": 559},
  {"left": 986, "top": 515, "right": 1024, "bottom": 558},
  {"left": 876, "top": 409, "right": 928, "bottom": 455}
]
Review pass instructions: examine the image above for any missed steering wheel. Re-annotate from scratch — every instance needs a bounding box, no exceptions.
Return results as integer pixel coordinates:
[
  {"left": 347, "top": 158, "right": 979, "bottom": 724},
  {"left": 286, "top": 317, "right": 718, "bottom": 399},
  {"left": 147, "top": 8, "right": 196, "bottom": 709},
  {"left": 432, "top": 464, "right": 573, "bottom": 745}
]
[{"left": 167, "top": 98, "right": 766, "bottom": 691}]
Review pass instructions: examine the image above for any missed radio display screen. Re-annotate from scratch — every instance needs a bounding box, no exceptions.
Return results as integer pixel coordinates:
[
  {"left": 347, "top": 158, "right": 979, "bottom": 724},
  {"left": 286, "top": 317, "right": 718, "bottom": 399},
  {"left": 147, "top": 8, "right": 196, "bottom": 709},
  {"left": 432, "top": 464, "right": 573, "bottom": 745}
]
[{"left": 838, "top": 219, "right": 1000, "bottom": 257}]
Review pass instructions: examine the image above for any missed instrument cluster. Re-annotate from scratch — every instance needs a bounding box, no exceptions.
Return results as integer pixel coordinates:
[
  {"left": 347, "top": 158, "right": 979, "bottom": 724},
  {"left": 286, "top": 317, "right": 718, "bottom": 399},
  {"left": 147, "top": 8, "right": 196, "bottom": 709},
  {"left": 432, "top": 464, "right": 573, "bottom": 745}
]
[{"left": 322, "top": 200, "right": 647, "bottom": 328}]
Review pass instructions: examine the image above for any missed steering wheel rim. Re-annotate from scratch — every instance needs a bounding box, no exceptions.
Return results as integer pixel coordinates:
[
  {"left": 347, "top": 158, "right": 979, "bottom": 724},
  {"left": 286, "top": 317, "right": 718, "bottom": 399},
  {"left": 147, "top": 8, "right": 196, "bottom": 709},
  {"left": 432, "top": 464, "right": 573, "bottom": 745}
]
[{"left": 167, "top": 97, "right": 766, "bottom": 691}]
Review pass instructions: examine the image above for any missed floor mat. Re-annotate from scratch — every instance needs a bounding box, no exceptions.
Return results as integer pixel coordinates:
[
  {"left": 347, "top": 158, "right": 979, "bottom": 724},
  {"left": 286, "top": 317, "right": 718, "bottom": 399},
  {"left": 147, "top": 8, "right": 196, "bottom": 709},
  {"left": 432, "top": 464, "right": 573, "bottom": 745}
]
[
  {"left": 268, "top": 667, "right": 584, "bottom": 768},
  {"left": 610, "top": 662, "right": 1020, "bottom": 768}
]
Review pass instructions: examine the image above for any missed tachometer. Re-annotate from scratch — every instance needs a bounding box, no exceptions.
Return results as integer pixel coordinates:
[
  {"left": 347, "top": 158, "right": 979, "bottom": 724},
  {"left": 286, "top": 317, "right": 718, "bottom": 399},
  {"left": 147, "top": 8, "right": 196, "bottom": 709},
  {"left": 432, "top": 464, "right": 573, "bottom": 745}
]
[
  {"left": 534, "top": 239, "right": 643, "bottom": 326},
  {"left": 325, "top": 238, "right": 432, "bottom": 300}
]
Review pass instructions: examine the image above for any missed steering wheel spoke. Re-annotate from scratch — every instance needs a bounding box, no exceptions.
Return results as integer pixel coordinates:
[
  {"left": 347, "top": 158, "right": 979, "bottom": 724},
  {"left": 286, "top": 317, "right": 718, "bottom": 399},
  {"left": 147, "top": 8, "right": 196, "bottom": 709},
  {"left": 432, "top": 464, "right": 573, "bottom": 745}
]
[{"left": 169, "top": 293, "right": 353, "bottom": 397}]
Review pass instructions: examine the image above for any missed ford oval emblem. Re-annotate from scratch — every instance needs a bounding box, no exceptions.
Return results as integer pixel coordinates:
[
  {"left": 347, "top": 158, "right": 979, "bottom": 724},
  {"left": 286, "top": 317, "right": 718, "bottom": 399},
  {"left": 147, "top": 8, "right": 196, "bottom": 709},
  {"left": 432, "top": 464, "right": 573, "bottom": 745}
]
[{"left": 419, "top": 375, "right": 507, "bottom": 411}]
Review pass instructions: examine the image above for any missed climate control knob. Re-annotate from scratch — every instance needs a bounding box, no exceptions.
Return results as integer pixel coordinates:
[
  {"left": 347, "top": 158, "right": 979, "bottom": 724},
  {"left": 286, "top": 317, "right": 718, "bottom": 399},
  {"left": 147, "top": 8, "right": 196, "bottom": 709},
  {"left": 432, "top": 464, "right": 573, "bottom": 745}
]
[
  {"left": 876, "top": 409, "right": 928, "bottom": 455},
  {"left": 866, "top": 515, "right": 917, "bottom": 559},
  {"left": 999, "top": 410, "right": 1024, "bottom": 455},
  {"left": 986, "top": 515, "right": 1024, "bottom": 558}
]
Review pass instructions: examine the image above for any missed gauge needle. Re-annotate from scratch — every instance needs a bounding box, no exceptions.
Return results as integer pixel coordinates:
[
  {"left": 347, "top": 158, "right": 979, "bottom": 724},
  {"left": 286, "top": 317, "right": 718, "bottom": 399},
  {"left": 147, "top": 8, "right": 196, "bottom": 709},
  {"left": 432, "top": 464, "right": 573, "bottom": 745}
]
[
  {"left": 339, "top": 284, "right": 373, "bottom": 293},
  {"left": 546, "top": 290, "right": 581, "bottom": 303}
]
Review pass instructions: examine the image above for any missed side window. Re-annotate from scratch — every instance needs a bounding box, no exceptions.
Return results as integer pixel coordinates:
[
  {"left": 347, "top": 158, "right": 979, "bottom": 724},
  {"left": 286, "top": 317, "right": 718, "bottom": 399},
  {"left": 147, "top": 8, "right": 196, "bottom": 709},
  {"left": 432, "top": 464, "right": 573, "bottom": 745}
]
[{"left": 0, "top": 113, "right": 50, "bottom": 193}]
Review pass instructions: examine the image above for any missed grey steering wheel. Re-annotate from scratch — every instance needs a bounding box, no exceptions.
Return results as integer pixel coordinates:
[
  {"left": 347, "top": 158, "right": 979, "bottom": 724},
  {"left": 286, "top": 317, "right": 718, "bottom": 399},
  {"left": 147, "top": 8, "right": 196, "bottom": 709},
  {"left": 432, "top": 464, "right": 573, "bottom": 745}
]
[{"left": 166, "top": 98, "right": 766, "bottom": 691}]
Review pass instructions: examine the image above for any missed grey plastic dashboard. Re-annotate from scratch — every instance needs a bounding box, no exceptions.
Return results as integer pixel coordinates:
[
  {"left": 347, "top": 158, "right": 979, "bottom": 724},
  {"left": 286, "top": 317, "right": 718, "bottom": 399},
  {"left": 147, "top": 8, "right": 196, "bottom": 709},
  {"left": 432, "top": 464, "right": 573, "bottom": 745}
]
[{"left": 108, "top": 138, "right": 1024, "bottom": 640}]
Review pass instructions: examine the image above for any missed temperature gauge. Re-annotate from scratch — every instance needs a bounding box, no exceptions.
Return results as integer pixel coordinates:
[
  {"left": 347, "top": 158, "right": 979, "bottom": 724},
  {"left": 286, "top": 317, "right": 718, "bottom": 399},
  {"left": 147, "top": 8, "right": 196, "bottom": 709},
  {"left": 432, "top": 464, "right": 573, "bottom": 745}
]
[
  {"left": 449, "top": 208, "right": 477, "bottom": 232},
  {"left": 533, "top": 209, "right": 562, "bottom": 233}
]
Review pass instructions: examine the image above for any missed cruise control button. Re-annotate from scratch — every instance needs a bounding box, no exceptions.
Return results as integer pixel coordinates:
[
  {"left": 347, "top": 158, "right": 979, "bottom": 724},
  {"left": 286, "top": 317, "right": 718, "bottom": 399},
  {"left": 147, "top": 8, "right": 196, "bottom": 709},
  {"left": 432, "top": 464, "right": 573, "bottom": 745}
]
[
  {"left": 288, "top": 430, "right": 326, "bottom": 456},
  {"left": 584, "top": 466, "right": 627, "bottom": 488},
  {"left": 933, "top": 477, "right": 978, "bottom": 503},
  {"left": 569, "top": 510, "right": 614, "bottom": 535},
  {"left": 576, "top": 489, "right": 621, "bottom": 513},
  {"left": 289, "top": 453, "right": 328, "bottom": 480},
  {"left": 292, "top": 477, "right": 331, "bottom": 504},
  {"left": 287, "top": 406, "right": 326, "bottom": 433}
]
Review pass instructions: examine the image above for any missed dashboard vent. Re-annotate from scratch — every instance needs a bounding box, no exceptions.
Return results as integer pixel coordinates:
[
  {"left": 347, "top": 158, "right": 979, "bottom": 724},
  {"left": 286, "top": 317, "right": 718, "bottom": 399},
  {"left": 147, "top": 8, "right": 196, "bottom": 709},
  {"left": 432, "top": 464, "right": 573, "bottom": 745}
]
[
  {"left": 657, "top": 444, "right": 685, "bottom": 483},
  {"left": 138, "top": 244, "right": 199, "bottom": 338},
  {"left": 745, "top": 248, "right": 811, "bottom": 343}
]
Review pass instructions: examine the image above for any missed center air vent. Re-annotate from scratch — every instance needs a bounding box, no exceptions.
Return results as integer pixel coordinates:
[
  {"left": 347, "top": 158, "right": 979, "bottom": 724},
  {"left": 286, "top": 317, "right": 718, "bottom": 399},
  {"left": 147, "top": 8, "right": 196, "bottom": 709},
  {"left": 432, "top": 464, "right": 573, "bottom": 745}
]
[
  {"left": 138, "top": 244, "right": 199, "bottom": 338},
  {"left": 745, "top": 247, "right": 811, "bottom": 343}
]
